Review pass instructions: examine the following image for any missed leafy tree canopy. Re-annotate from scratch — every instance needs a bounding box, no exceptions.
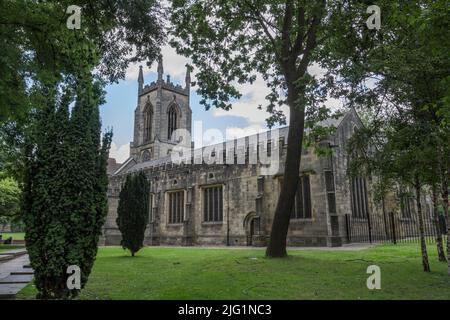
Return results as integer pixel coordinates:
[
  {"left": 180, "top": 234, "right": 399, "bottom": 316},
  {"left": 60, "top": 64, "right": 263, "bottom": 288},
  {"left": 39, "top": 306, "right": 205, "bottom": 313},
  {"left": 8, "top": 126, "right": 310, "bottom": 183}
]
[
  {"left": 0, "top": 0, "right": 166, "bottom": 122},
  {"left": 169, "top": 0, "right": 379, "bottom": 257}
]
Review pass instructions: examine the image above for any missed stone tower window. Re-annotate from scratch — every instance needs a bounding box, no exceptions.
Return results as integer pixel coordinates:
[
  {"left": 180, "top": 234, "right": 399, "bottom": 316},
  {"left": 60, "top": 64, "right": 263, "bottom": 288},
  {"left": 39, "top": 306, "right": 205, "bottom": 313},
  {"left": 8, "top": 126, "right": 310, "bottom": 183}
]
[
  {"left": 142, "top": 150, "right": 151, "bottom": 162},
  {"left": 167, "top": 104, "right": 179, "bottom": 140},
  {"left": 144, "top": 102, "right": 153, "bottom": 142}
]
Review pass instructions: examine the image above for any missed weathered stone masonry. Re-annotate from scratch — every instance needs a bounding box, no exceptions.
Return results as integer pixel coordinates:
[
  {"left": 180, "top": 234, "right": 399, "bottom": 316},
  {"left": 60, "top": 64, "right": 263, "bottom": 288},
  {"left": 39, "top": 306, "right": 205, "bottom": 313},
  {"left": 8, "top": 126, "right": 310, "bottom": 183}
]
[{"left": 101, "top": 57, "right": 374, "bottom": 247}]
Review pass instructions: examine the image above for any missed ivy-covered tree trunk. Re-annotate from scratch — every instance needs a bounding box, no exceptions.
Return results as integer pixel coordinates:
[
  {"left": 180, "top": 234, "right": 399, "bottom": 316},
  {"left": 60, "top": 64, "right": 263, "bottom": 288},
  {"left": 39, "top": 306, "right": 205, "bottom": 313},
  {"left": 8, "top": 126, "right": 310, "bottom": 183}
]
[
  {"left": 414, "top": 177, "right": 430, "bottom": 272},
  {"left": 432, "top": 186, "right": 446, "bottom": 262},
  {"left": 116, "top": 172, "right": 149, "bottom": 256}
]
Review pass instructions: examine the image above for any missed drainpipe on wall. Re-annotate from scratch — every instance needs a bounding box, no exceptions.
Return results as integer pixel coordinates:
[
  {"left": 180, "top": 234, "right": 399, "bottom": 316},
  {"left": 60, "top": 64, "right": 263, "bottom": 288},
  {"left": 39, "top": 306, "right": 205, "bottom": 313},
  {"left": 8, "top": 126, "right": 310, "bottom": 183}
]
[
  {"left": 226, "top": 167, "right": 230, "bottom": 246},
  {"left": 328, "top": 142, "right": 341, "bottom": 247},
  {"left": 149, "top": 222, "right": 153, "bottom": 246},
  {"left": 227, "top": 205, "right": 230, "bottom": 246},
  {"left": 149, "top": 180, "right": 156, "bottom": 246}
]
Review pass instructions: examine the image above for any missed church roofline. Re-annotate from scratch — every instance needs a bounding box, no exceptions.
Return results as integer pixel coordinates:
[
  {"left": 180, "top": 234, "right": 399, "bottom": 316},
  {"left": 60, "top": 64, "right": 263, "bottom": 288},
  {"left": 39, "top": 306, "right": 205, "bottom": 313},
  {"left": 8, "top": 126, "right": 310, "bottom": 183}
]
[
  {"left": 118, "top": 110, "right": 356, "bottom": 176},
  {"left": 113, "top": 157, "right": 136, "bottom": 175},
  {"left": 122, "top": 126, "right": 291, "bottom": 174}
]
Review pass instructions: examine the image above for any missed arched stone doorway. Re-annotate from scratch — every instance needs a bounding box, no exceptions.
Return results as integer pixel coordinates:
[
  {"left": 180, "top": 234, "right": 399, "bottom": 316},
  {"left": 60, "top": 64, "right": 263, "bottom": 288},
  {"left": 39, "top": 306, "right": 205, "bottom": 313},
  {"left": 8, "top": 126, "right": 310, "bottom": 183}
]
[{"left": 243, "top": 212, "right": 257, "bottom": 246}]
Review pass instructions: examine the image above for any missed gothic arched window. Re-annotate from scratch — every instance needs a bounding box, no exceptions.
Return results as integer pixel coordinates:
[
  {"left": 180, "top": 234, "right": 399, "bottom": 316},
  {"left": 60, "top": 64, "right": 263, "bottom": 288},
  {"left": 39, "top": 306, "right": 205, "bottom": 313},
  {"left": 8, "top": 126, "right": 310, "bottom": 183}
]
[
  {"left": 142, "top": 149, "right": 151, "bottom": 162},
  {"left": 167, "top": 104, "right": 180, "bottom": 140},
  {"left": 144, "top": 103, "right": 153, "bottom": 142}
]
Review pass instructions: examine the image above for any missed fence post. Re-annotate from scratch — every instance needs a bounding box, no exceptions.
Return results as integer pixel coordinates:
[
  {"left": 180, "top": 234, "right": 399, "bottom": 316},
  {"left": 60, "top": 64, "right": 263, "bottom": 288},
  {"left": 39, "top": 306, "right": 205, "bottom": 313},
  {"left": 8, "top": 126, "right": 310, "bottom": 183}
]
[
  {"left": 382, "top": 198, "right": 389, "bottom": 241},
  {"left": 439, "top": 215, "right": 447, "bottom": 235},
  {"left": 367, "top": 211, "right": 373, "bottom": 244},
  {"left": 345, "top": 214, "right": 351, "bottom": 243},
  {"left": 389, "top": 211, "right": 397, "bottom": 245}
]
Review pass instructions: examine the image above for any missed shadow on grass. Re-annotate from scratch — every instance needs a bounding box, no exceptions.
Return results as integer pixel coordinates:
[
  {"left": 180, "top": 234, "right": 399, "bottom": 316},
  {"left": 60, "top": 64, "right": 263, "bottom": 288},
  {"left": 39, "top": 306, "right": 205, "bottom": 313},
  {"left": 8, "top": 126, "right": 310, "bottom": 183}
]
[{"left": 115, "top": 253, "right": 146, "bottom": 259}]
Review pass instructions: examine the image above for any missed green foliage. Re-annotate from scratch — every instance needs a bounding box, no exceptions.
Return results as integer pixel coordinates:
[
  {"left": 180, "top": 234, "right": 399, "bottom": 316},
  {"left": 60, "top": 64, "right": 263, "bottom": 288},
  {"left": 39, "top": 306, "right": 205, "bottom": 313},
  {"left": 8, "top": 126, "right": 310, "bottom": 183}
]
[
  {"left": 0, "top": 121, "right": 28, "bottom": 182},
  {"left": 0, "top": 232, "right": 25, "bottom": 240},
  {"left": 342, "top": 0, "right": 450, "bottom": 195},
  {"left": 22, "top": 78, "right": 112, "bottom": 299},
  {"left": 2, "top": 0, "right": 165, "bottom": 297},
  {"left": 304, "top": 107, "right": 344, "bottom": 157},
  {"left": 337, "top": 1, "right": 449, "bottom": 271},
  {"left": 0, "top": 174, "right": 21, "bottom": 219},
  {"left": 116, "top": 172, "right": 150, "bottom": 256},
  {"left": 171, "top": 0, "right": 331, "bottom": 126},
  {"left": 0, "top": 0, "right": 166, "bottom": 220},
  {"left": 170, "top": 0, "right": 380, "bottom": 257},
  {"left": 0, "top": 0, "right": 166, "bottom": 123},
  {"left": 170, "top": 0, "right": 376, "bottom": 124}
]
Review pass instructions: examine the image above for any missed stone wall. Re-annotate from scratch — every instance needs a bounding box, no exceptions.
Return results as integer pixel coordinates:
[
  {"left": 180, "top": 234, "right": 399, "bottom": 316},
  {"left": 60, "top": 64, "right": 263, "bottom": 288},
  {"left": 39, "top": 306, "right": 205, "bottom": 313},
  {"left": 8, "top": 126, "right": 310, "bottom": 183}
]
[
  {"left": 131, "top": 81, "right": 191, "bottom": 162},
  {"left": 104, "top": 138, "right": 341, "bottom": 247},
  {"left": 103, "top": 109, "right": 381, "bottom": 247}
]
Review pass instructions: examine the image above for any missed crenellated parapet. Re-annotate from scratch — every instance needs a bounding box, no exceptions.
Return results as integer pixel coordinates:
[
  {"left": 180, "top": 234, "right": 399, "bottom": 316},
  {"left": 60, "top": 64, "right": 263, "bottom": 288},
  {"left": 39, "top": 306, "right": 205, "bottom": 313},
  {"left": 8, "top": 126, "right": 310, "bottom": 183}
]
[
  {"left": 140, "top": 79, "right": 189, "bottom": 97},
  {"left": 131, "top": 55, "right": 192, "bottom": 163}
]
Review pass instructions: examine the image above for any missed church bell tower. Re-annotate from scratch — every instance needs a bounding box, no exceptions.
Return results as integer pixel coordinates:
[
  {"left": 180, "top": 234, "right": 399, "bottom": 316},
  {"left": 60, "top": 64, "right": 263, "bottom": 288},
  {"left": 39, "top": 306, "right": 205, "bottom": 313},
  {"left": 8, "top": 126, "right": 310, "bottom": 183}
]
[{"left": 130, "top": 56, "right": 192, "bottom": 162}]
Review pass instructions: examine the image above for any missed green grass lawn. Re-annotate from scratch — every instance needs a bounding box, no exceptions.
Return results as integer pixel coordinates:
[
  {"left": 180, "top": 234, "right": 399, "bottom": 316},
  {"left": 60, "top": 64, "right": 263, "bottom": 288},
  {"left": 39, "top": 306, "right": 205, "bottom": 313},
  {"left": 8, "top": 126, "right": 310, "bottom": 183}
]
[
  {"left": 0, "top": 232, "right": 25, "bottom": 240},
  {"left": 17, "top": 243, "right": 450, "bottom": 300}
]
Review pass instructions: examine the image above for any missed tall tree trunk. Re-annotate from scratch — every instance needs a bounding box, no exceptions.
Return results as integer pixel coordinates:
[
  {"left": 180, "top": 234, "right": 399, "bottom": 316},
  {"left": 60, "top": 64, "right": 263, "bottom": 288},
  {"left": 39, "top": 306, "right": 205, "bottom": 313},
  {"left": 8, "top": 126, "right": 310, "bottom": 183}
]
[
  {"left": 415, "top": 176, "right": 430, "bottom": 272},
  {"left": 432, "top": 185, "right": 446, "bottom": 262},
  {"left": 266, "top": 87, "right": 304, "bottom": 258},
  {"left": 265, "top": 0, "right": 324, "bottom": 258}
]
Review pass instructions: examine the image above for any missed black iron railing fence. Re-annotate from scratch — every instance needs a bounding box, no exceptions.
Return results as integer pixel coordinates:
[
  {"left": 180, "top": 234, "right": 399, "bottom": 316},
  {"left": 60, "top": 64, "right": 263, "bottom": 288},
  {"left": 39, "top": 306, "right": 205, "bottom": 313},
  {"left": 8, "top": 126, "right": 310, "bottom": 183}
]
[{"left": 345, "top": 210, "right": 448, "bottom": 244}]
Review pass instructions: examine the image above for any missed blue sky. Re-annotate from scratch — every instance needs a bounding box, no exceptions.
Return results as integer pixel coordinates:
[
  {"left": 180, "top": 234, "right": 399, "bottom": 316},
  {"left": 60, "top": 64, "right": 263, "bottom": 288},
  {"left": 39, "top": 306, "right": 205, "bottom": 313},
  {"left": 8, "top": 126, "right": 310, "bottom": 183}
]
[
  {"left": 100, "top": 70, "right": 250, "bottom": 147},
  {"left": 100, "top": 46, "right": 282, "bottom": 163},
  {"left": 100, "top": 45, "right": 341, "bottom": 163}
]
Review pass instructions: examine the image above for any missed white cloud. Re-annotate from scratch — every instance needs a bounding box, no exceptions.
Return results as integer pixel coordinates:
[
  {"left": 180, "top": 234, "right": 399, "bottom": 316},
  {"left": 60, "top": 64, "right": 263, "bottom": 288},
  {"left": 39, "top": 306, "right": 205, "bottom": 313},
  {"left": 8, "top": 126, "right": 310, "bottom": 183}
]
[
  {"left": 124, "top": 46, "right": 341, "bottom": 130},
  {"left": 125, "top": 63, "right": 146, "bottom": 81},
  {"left": 213, "top": 75, "right": 289, "bottom": 127},
  {"left": 225, "top": 125, "right": 265, "bottom": 140},
  {"left": 109, "top": 142, "right": 130, "bottom": 163},
  {"left": 212, "top": 62, "right": 338, "bottom": 127},
  {"left": 160, "top": 46, "right": 192, "bottom": 81},
  {"left": 125, "top": 45, "right": 191, "bottom": 82},
  {"left": 308, "top": 62, "right": 326, "bottom": 78}
]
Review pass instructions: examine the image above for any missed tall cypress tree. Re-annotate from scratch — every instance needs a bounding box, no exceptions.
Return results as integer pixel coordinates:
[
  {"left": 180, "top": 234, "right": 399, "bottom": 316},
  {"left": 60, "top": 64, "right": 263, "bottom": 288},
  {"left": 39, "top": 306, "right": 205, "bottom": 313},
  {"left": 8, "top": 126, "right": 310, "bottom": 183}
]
[
  {"left": 23, "top": 78, "right": 112, "bottom": 299},
  {"left": 12, "top": 0, "right": 164, "bottom": 299},
  {"left": 23, "top": 84, "right": 72, "bottom": 299},
  {"left": 117, "top": 172, "right": 149, "bottom": 257}
]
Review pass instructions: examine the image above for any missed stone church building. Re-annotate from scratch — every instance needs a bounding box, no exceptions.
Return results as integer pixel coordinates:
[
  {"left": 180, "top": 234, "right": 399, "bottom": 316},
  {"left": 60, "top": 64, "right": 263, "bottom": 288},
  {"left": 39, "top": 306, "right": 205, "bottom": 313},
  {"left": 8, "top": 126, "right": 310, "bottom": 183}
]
[{"left": 101, "top": 57, "right": 375, "bottom": 247}]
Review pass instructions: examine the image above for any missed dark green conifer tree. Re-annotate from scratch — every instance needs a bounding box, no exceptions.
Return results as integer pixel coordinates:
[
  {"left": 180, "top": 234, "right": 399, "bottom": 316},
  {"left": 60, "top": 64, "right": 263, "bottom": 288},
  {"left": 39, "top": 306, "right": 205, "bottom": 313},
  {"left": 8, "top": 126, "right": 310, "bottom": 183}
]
[
  {"left": 23, "top": 78, "right": 112, "bottom": 299},
  {"left": 116, "top": 172, "right": 149, "bottom": 256}
]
